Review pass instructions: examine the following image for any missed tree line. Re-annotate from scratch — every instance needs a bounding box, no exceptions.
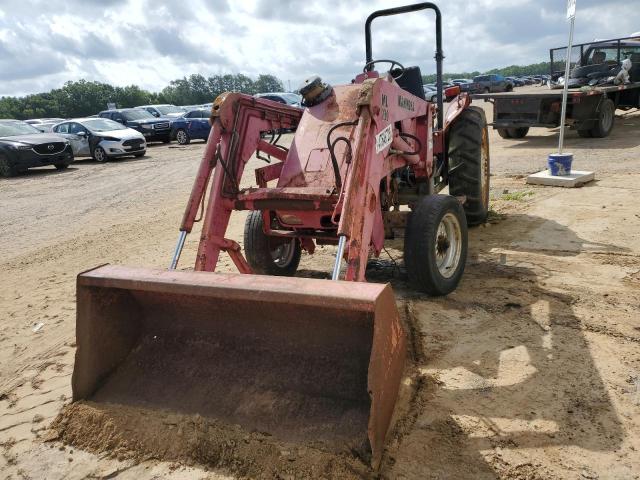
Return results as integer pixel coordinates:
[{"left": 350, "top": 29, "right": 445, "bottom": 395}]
[
  {"left": 0, "top": 74, "right": 284, "bottom": 120},
  {"left": 422, "top": 62, "right": 552, "bottom": 83}
]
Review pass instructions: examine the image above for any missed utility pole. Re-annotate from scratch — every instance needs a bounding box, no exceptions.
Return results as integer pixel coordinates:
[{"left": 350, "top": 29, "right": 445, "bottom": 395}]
[{"left": 558, "top": 0, "right": 576, "bottom": 154}]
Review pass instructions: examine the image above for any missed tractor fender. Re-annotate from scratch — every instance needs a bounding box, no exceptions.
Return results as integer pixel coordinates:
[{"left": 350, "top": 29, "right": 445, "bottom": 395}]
[
  {"left": 442, "top": 93, "right": 473, "bottom": 172},
  {"left": 442, "top": 93, "right": 472, "bottom": 134}
]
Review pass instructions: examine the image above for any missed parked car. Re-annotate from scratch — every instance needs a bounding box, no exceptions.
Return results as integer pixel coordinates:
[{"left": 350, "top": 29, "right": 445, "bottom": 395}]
[
  {"left": 0, "top": 119, "right": 73, "bottom": 177},
  {"left": 255, "top": 92, "right": 303, "bottom": 108},
  {"left": 422, "top": 83, "right": 461, "bottom": 102},
  {"left": 98, "top": 108, "right": 172, "bottom": 143},
  {"left": 425, "top": 81, "right": 454, "bottom": 91},
  {"left": 450, "top": 78, "right": 478, "bottom": 93},
  {"left": 137, "top": 104, "right": 186, "bottom": 118},
  {"left": 506, "top": 76, "right": 525, "bottom": 87},
  {"left": 473, "top": 74, "right": 513, "bottom": 93},
  {"left": 171, "top": 109, "right": 212, "bottom": 145},
  {"left": 423, "top": 84, "right": 438, "bottom": 102},
  {"left": 25, "top": 118, "right": 66, "bottom": 132},
  {"left": 423, "top": 84, "right": 436, "bottom": 92},
  {"left": 52, "top": 118, "right": 146, "bottom": 162}
]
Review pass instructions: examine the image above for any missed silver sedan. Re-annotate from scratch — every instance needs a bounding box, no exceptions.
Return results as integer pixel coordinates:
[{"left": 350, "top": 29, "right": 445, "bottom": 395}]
[{"left": 52, "top": 118, "right": 146, "bottom": 162}]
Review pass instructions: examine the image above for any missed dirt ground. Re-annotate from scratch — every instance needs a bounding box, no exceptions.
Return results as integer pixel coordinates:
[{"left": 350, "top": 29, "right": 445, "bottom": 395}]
[{"left": 1, "top": 97, "right": 640, "bottom": 479}]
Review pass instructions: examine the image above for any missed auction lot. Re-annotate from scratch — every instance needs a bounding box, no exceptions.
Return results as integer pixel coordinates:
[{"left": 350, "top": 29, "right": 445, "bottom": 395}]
[{"left": 1, "top": 100, "right": 640, "bottom": 479}]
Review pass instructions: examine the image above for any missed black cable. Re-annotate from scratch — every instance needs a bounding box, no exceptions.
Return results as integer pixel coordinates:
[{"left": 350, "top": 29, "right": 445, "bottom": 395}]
[
  {"left": 397, "top": 132, "right": 422, "bottom": 155},
  {"left": 326, "top": 120, "right": 358, "bottom": 192},
  {"left": 216, "top": 147, "right": 239, "bottom": 194}
]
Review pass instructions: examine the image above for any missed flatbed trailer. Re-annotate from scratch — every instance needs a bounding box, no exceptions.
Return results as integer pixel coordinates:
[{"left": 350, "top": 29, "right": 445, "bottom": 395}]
[
  {"left": 473, "top": 35, "right": 640, "bottom": 139},
  {"left": 474, "top": 82, "right": 640, "bottom": 139}
]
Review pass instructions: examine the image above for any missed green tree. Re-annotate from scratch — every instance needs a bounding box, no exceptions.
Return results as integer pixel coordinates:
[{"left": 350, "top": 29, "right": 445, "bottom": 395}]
[
  {"left": 253, "top": 75, "right": 284, "bottom": 93},
  {"left": 113, "top": 85, "right": 153, "bottom": 108},
  {"left": 0, "top": 96, "right": 23, "bottom": 119},
  {"left": 55, "top": 80, "right": 117, "bottom": 117}
]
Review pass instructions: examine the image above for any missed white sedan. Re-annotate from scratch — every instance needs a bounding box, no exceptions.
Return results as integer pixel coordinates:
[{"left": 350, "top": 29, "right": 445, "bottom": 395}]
[{"left": 52, "top": 118, "right": 146, "bottom": 162}]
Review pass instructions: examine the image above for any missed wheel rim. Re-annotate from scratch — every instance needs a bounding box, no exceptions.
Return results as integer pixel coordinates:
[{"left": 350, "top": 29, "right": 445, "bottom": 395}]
[
  {"left": 177, "top": 130, "right": 188, "bottom": 144},
  {"left": 95, "top": 148, "right": 106, "bottom": 162},
  {"left": 270, "top": 240, "right": 296, "bottom": 267},
  {"left": 435, "top": 212, "right": 463, "bottom": 278},
  {"left": 601, "top": 105, "right": 613, "bottom": 132}
]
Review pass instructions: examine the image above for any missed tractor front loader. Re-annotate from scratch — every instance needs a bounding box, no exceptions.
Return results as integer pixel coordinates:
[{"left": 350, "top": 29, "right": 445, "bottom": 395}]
[{"left": 71, "top": 2, "right": 489, "bottom": 468}]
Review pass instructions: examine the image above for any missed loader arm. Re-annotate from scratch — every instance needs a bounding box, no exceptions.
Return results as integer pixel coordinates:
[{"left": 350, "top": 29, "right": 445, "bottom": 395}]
[{"left": 177, "top": 93, "right": 303, "bottom": 272}]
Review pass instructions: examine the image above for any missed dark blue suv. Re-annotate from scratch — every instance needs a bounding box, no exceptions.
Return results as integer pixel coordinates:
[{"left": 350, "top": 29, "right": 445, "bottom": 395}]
[
  {"left": 170, "top": 109, "right": 212, "bottom": 145},
  {"left": 98, "top": 108, "right": 172, "bottom": 143}
]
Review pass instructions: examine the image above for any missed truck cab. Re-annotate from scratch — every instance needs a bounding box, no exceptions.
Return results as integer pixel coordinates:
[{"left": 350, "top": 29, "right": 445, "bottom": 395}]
[{"left": 473, "top": 74, "right": 513, "bottom": 93}]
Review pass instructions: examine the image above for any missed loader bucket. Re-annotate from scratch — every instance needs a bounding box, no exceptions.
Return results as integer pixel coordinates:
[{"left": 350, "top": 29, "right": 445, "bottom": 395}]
[{"left": 72, "top": 265, "right": 406, "bottom": 468}]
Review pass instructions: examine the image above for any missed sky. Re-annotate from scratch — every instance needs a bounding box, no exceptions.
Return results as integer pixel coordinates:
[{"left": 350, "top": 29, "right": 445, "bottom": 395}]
[{"left": 0, "top": 0, "right": 638, "bottom": 97}]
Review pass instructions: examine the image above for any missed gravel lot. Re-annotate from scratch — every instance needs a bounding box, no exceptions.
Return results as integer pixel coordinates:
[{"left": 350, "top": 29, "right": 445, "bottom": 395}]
[{"left": 1, "top": 99, "right": 639, "bottom": 479}]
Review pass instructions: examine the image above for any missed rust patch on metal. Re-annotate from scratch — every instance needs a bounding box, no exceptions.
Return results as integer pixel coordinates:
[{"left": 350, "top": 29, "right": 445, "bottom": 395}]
[{"left": 72, "top": 266, "right": 405, "bottom": 469}]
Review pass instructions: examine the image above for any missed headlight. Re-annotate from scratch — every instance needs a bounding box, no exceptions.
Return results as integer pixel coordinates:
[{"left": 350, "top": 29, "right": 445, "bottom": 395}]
[
  {"left": 102, "top": 136, "right": 119, "bottom": 142},
  {"left": 17, "top": 145, "right": 32, "bottom": 150}
]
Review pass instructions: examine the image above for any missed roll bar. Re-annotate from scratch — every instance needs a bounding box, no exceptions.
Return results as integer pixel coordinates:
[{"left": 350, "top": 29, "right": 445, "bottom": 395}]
[{"left": 365, "top": 3, "right": 444, "bottom": 129}]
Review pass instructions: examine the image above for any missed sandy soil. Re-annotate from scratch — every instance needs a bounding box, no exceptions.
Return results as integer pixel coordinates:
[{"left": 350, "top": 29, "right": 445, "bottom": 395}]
[{"left": 1, "top": 100, "right": 640, "bottom": 479}]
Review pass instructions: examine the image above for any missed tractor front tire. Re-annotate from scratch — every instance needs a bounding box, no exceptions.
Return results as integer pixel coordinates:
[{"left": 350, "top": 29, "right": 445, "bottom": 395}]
[
  {"left": 244, "top": 211, "right": 301, "bottom": 276},
  {"left": 448, "top": 106, "right": 490, "bottom": 226},
  {"left": 404, "top": 195, "right": 468, "bottom": 296}
]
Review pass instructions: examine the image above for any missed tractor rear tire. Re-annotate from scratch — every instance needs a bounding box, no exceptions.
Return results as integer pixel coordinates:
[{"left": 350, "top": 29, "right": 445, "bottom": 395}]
[
  {"left": 404, "top": 195, "right": 468, "bottom": 296},
  {"left": 244, "top": 211, "right": 301, "bottom": 276},
  {"left": 448, "top": 106, "right": 490, "bottom": 226}
]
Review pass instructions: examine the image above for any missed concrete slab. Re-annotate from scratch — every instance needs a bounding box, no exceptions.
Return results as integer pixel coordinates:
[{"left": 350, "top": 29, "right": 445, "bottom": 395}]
[{"left": 526, "top": 170, "right": 595, "bottom": 187}]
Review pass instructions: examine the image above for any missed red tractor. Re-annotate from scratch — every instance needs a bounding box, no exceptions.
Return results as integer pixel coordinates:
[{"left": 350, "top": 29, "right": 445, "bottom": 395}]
[{"left": 71, "top": 3, "right": 489, "bottom": 469}]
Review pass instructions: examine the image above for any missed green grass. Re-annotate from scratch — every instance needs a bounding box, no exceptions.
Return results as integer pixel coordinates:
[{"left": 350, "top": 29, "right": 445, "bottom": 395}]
[{"left": 500, "top": 190, "right": 534, "bottom": 201}]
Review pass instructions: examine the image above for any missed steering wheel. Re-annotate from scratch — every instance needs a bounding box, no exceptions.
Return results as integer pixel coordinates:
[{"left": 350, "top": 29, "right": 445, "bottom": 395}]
[{"left": 363, "top": 60, "right": 405, "bottom": 80}]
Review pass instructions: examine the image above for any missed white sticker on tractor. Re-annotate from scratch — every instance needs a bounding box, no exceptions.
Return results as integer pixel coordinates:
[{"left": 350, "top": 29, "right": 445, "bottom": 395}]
[{"left": 375, "top": 124, "right": 393, "bottom": 153}]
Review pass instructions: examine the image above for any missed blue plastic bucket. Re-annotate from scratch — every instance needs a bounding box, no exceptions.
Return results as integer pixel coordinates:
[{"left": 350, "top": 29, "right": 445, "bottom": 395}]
[{"left": 548, "top": 153, "right": 573, "bottom": 176}]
